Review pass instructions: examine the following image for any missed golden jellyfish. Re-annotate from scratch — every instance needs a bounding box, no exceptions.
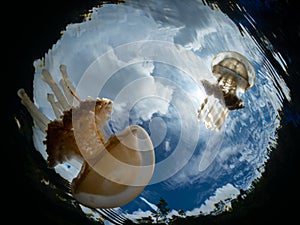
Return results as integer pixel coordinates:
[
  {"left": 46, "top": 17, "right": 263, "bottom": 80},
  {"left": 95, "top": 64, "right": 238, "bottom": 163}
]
[
  {"left": 211, "top": 51, "right": 256, "bottom": 110},
  {"left": 17, "top": 65, "right": 155, "bottom": 209},
  {"left": 198, "top": 51, "right": 256, "bottom": 131}
]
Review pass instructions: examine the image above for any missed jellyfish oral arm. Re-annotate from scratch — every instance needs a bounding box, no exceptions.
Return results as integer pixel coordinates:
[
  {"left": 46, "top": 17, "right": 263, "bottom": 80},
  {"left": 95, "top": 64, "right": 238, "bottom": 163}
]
[
  {"left": 17, "top": 88, "right": 50, "bottom": 132},
  {"left": 41, "top": 68, "right": 72, "bottom": 111}
]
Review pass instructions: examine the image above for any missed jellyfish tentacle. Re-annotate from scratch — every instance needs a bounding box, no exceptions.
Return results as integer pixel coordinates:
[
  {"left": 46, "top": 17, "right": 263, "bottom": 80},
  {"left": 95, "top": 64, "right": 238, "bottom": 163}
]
[
  {"left": 17, "top": 88, "right": 50, "bottom": 132},
  {"left": 214, "top": 108, "right": 229, "bottom": 131},
  {"left": 59, "top": 64, "right": 80, "bottom": 105},
  {"left": 198, "top": 98, "right": 208, "bottom": 120},
  {"left": 41, "top": 69, "right": 71, "bottom": 111},
  {"left": 47, "top": 93, "right": 62, "bottom": 119},
  {"left": 59, "top": 79, "right": 76, "bottom": 105},
  {"left": 60, "top": 65, "right": 76, "bottom": 93}
]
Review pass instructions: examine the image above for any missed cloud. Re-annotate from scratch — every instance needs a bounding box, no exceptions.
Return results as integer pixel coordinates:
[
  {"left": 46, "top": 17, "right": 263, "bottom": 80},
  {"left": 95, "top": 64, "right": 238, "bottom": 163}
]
[
  {"left": 186, "top": 183, "right": 240, "bottom": 215},
  {"left": 124, "top": 209, "right": 153, "bottom": 221},
  {"left": 130, "top": 78, "right": 174, "bottom": 121},
  {"left": 110, "top": 62, "right": 175, "bottom": 131}
]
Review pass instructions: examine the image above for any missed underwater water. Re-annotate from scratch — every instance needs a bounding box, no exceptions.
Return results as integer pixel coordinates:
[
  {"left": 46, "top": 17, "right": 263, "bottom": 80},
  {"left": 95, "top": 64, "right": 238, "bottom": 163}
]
[{"left": 10, "top": 0, "right": 300, "bottom": 224}]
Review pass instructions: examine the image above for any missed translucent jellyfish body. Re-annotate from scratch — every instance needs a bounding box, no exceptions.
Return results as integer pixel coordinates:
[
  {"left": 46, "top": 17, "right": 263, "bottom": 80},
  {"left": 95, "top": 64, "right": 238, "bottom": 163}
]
[
  {"left": 18, "top": 65, "right": 155, "bottom": 208},
  {"left": 198, "top": 51, "right": 256, "bottom": 131}
]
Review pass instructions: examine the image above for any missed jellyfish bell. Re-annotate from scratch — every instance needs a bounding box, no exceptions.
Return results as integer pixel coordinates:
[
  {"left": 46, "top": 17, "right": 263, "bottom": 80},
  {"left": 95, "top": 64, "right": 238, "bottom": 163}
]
[
  {"left": 211, "top": 51, "right": 256, "bottom": 110},
  {"left": 72, "top": 125, "right": 155, "bottom": 208},
  {"left": 211, "top": 51, "right": 256, "bottom": 88},
  {"left": 17, "top": 64, "right": 155, "bottom": 209}
]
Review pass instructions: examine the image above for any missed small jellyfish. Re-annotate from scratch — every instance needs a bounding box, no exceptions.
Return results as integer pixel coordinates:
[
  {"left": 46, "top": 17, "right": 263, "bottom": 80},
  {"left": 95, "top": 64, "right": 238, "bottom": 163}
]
[
  {"left": 18, "top": 65, "right": 155, "bottom": 209},
  {"left": 211, "top": 51, "right": 256, "bottom": 110},
  {"left": 198, "top": 51, "right": 256, "bottom": 130}
]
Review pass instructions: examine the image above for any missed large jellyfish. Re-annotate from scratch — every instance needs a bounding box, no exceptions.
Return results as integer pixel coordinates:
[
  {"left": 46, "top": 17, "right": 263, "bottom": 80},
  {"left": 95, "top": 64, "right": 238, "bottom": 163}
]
[{"left": 18, "top": 65, "right": 155, "bottom": 208}]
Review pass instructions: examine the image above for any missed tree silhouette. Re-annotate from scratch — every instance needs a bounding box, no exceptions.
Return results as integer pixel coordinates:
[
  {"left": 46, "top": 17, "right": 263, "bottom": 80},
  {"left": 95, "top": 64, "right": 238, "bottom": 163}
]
[
  {"left": 136, "top": 216, "right": 154, "bottom": 224},
  {"left": 153, "top": 197, "right": 170, "bottom": 223},
  {"left": 177, "top": 210, "right": 186, "bottom": 217}
]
